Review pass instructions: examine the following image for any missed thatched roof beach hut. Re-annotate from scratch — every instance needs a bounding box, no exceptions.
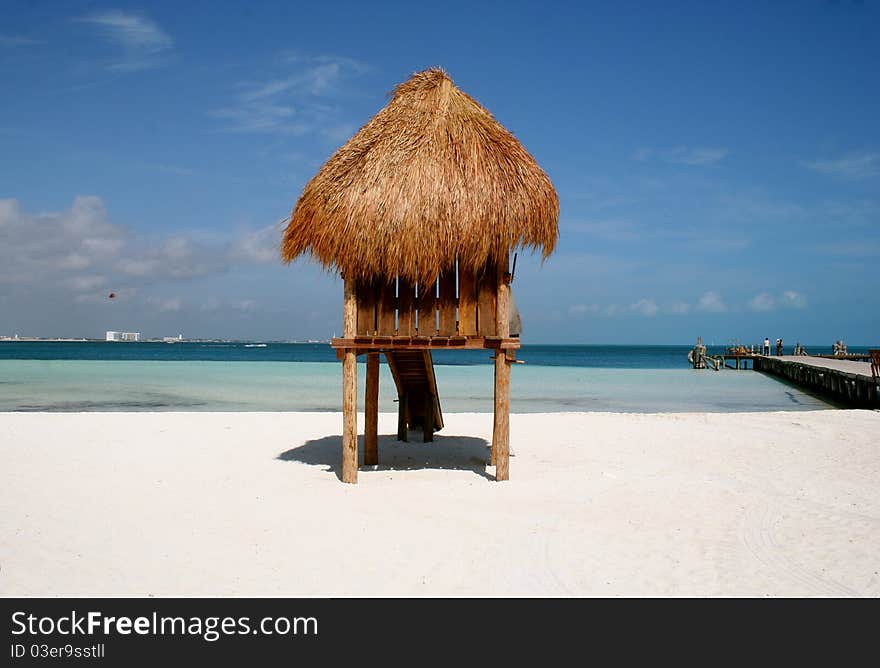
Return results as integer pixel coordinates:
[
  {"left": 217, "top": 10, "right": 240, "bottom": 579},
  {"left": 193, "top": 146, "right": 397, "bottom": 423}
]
[{"left": 283, "top": 67, "right": 559, "bottom": 483}]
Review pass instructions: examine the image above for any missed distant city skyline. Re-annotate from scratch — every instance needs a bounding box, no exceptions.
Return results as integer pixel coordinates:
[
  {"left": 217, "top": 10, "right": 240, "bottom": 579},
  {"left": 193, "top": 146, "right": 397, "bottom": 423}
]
[{"left": 1, "top": 1, "right": 878, "bottom": 344}]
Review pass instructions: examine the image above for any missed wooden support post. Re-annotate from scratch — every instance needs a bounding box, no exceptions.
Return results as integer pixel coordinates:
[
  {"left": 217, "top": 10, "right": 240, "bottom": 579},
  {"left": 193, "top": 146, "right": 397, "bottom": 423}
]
[
  {"left": 397, "top": 392, "right": 408, "bottom": 442},
  {"left": 492, "top": 255, "right": 511, "bottom": 481},
  {"left": 493, "top": 353, "right": 510, "bottom": 480},
  {"left": 342, "top": 278, "right": 358, "bottom": 484},
  {"left": 365, "top": 352, "right": 379, "bottom": 466}
]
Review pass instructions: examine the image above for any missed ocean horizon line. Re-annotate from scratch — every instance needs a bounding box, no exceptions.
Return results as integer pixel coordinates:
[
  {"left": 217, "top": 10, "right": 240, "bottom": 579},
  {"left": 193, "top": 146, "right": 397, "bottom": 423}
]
[{"left": 1, "top": 338, "right": 874, "bottom": 348}]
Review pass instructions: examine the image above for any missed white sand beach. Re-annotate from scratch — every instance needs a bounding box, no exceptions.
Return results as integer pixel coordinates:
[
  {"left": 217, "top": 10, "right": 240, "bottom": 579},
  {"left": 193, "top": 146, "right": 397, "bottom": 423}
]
[{"left": 1, "top": 410, "right": 878, "bottom": 597}]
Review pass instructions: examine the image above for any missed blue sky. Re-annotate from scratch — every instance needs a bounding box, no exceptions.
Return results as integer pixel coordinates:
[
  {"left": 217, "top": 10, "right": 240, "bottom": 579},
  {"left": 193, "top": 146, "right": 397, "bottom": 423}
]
[{"left": 1, "top": 0, "right": 878, "bottom": 344}]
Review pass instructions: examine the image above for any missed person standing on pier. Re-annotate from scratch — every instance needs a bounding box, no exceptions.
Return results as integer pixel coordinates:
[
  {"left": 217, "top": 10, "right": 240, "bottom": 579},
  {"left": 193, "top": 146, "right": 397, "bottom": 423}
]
[
  {"left": 776, "top": 338, "right": 783, "bottom": 356},
  {"left": 763, "top": 337, "right": 770, "bottom": 356}
]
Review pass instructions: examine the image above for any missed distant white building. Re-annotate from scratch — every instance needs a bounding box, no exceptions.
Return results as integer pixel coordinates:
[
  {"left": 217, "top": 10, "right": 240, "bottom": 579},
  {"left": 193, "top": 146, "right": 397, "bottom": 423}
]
[{"left": 106, "top": 331, "right": 140, "bottom": 342}]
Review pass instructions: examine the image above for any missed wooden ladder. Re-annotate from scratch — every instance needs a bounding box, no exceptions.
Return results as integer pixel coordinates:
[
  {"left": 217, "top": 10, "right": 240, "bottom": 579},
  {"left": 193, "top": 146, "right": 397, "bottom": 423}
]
[{"left": 385, "top": 350, "right": 444, "bottom": 442}]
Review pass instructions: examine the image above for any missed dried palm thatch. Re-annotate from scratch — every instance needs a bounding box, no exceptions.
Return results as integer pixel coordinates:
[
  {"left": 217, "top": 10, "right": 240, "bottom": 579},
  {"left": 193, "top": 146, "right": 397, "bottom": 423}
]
[{"left": 281, "top": 67, "right": 559, "bottom": 284}]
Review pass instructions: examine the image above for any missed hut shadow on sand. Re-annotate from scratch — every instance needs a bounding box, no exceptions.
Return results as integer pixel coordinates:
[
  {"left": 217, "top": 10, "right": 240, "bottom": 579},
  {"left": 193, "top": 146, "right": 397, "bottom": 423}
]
[{"left": 278, "top": 434, "right": 494, "bottom": 481}]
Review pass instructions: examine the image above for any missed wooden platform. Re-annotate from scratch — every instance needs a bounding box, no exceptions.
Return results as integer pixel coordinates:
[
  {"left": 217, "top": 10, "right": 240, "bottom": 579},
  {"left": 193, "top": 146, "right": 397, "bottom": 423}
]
[
  {"left": 331, "top": 335, "right": 520, "bottom": 355},
  {"left": 754, "top": 355, "right": 879, "bottom": 408}
]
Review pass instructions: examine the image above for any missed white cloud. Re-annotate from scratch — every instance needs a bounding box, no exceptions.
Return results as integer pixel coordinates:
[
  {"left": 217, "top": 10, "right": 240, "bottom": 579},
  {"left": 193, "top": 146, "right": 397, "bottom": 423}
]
[
  {"left": 229, "top": 224, "right": 281, "bottom": 264},
  {"left": 568, "top": 303, "right": 600, "bottom": 317},
  {"left": 0, "top": 196, "right": 124, "bottom": 289},
  {"left": 232, "top": 299, "right": 257, "bottom": 313},
  {"left": 201, "top": 297, "right": 221, "bottom": 312},
  {"left": 630, "top": 299, "right": 658, "bottom": 317},
  {"left": 58, "top": 253, "right": 92, "bottom": 270},
  {"left": 81, "top": 236, "right": 124, "bottom": 254},
  {"left": 68, "top": 275, "right": 108, "bottom": 291},
  {"left": 696, "top": 291, "right": 727, "bottom": 313},
  {"left": 780, "top": 290, "right": 806, "bottom": 309},
  {"left": 0, "top": 197, "right": 279, "bottom": 304},
  {"left": 604, "top": 304, "right": 622, "bottom": 316},
  {"left": 669, "top": 301, "right": 691, "bottom": 315},
  {"left": 802, "top": 153, "right": 879, "bottom": 180},
  {"left": 748, "top": 292, "right": 775, "bottom": 312},
  {"left": 147, "top": 296, "right": 183, "bottom": 312},
  {"left": 78, "top": 11, "right": 172, "bottom": 71},
  {"left": 748, "top": 291, "right": 807, "bottom": 312}
]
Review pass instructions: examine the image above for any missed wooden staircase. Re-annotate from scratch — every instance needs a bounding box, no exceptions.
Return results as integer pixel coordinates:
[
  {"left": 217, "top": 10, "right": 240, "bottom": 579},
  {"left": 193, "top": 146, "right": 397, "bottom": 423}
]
[{"left": 384, "top": 350, "right": 444, "bottom": 442}]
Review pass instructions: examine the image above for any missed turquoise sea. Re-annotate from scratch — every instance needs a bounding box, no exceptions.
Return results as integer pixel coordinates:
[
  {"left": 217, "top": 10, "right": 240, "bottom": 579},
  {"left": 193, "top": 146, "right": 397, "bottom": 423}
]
[{"left": 0, "top": 341, "right": 847, "bottom": 413}]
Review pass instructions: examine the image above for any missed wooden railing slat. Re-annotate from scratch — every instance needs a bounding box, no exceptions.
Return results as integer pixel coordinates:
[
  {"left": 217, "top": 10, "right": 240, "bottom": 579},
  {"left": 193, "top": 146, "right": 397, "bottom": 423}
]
[
  {"left": 438, "top": 270, "right": 457, "bottom": 336},
  {"left": 418, "top": 279, "right": 438, "bottom": 336},
  {"left": 356, "top": 280, "right": 376, "bottom": 336},
  {"left": 376, "top": 279, "right": 397, "bottom": 336},
  {"left": 477, "top": 265, "right": 497, "bottom": 336},
  {"left": 397, "top": 278, "right": 415, "bottom": 336},
  {"left": 458, "top": 268, "right": 477, "bottom": 336}
]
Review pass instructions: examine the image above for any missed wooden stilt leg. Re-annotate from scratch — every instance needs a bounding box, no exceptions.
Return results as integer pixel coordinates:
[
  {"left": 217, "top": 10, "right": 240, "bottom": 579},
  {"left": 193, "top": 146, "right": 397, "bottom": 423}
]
[
  {"left": 492, "top": 254, "right": 512, "bottom": 480},
  {"left": 493, "top": 351, "right": 510, "bottom": 481},
  {"left": 365, "top": 352, "right": 379, "bottom": 465},
  {"left": 342, "top": 349, "right": 358, "bottom": 483},
  {"left": 491, "top": 358, "right": 499, "bottom": 466},
  {"left": 341, "top": 278, "right": 358, "bottom": 484},
  {"left": 397, "top": 392, "right": 408, "bottom": 442}
]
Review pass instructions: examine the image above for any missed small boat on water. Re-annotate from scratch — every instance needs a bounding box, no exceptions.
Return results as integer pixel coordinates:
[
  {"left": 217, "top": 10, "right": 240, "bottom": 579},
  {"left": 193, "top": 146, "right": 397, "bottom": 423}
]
[{"left": 244, "top": 343, "right": 267, "bottom": 348}]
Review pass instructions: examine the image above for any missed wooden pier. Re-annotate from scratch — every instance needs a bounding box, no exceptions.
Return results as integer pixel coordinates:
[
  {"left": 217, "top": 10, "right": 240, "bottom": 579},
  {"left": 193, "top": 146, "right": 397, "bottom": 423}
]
[
  {"left": 753, "top": 355, "right": 879, "bottom": 408},
  {"left": 720, "top": 353, "right": 757, "bottom": 370}
]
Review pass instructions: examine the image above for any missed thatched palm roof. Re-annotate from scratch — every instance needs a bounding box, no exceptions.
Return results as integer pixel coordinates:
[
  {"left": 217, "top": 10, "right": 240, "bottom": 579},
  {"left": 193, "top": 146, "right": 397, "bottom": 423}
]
[{"left": 281, "top": 67, "right": 559, "bottom": 283}]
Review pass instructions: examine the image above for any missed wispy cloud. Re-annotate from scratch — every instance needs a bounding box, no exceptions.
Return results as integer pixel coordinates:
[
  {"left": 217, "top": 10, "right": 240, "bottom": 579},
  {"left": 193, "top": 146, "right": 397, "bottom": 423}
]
[
  {"left": 695, "top": 291, "right": 727, "bottom": 313},
  {"left": 748, "top": 293, "right": 775, "bottom": 312},
  {"left": 802, "top": 152, "right": 879, "bottom": 180},
  {"left": 566, "top": 219, "right": 641, "bottom": 242},
  {"left": 147, "top": 296, "right": 183, "bottom": 312},
  {"left": 803, "top": 240, "right": 880, "bottom": 257},
  {"left": 228, "top": 224, "right": 281, "bottom": 264},
  {"left": 634, "top": 146, "right": 728, "bottom": 166},
  {"left": 240, "top": 55, "right": 368, "bottom": 101},
  {"left": 780, "top": 291, "right": 806, "bottom": 309},
  {"left": 668, "top": 146, "right": 728, "bottom": 166},
  {"left": 630, "top": 299, "right": 659, "bottom": 317},
  {"left": 137, "top": 163, "right": 198, "bottom": 177},
  {"left": 209, "top": 104, "right": 304, "bottom": 135},
  {"left": 210, "top": 55, "right": 368, "bottom": 136},
  {"left": 77, "top": 11, "right": 172, "bottom": 72},
  {"left": 568, "top": 303, "right": 600, "bottom": 317},
  {"left": 568, "top": 299, "right": 666, "bottom": 318},
  {"left": 0, "top": 34, "right": 44, "bottom": 47}
]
